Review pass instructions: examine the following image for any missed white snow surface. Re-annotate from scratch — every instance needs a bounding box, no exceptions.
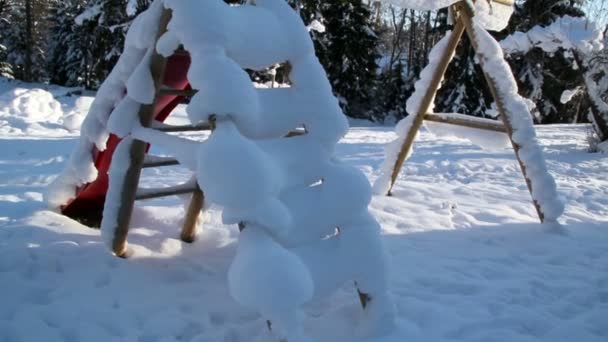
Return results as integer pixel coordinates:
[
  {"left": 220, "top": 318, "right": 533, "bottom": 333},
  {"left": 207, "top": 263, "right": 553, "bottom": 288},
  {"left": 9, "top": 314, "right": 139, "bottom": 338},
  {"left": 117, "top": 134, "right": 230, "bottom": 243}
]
[{"left": 1, "top": 93, "right": 607, "bottom": 341}]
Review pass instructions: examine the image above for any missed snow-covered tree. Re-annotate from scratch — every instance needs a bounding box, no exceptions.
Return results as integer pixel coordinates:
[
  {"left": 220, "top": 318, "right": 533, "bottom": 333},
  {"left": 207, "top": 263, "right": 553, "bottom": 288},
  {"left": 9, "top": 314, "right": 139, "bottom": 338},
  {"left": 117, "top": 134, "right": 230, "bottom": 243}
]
[
  {"left": 2, "top": 0, "right": 48, "bottom": 82},
  {"left": 436, "top": 36, "right": 494, "bottom": 118},
  {"left": 74, "top": 0, "right": 131, "bottom": 87},
  {"left": 295, "top": 0, "right": 380, "bottom": 118},
  {"left": 585, "top": 39, "right": 608, "bottom": 145},
  {"left": 501, "top": 13, "right": 606, "bottom": 146},
  {"left": 319, "top": 0, "right": 379, "bottom": 117},
  {"left": 502, "top": 0, "right": 588, "bottom": 123},
  {"left": 373, "top": 60, "right": 411, "bottom": 121},
  {"left": 47, "top": 0, "right": 98, "bottom": 87},
  {"left": 0, "top": 0, "right": 14, "bottom": 78}
]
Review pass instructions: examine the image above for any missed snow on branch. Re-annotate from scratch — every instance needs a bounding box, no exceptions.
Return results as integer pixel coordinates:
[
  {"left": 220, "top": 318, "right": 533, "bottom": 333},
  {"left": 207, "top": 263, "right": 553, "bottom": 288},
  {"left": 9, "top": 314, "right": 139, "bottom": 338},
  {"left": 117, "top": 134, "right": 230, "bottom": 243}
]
[
  {"left": 379, "top": 0, "right": 514, "bottom": 31},
  {"left": 501, "top": 16, "right": 604, "bottom": 56}
]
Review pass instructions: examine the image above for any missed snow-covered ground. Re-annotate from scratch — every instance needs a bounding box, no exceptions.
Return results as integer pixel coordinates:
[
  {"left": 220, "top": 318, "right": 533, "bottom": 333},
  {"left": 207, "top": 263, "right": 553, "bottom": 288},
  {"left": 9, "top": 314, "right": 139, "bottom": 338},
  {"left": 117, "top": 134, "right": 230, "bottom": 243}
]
[{"left": 0, "top": 80, "right": 607, "bottom": 341}]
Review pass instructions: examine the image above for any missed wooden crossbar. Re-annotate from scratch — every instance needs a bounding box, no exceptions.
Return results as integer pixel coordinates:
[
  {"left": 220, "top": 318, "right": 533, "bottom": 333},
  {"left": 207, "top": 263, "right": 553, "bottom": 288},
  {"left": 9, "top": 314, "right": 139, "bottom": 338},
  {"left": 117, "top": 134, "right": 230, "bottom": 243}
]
[
  {"left": 424, "top": 113, "right": 507, "bottom": 133},
  {"left": 135, "top": 183, "right": 199, "bottom": 201},
  {"left": 158, "top": 88, "right": 198, "bottom": 97},
  {"left": 142, "top": 155, "right": 181, "bottom": 168},
  {"left": 154, "top": 123, "right": 212, "bottom": 132}
]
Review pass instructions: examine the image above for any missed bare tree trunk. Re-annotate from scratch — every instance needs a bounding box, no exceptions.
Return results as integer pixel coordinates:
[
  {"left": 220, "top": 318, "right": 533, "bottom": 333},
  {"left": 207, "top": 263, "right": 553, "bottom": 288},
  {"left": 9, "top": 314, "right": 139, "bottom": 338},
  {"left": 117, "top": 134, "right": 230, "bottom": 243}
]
[
  {"left": 423, "top": 10, "right": 432, "bottom": 64},
  {"left": 407, "top": 9, "right": 416, "bottom": 74},
  {"left": 24, "top": 0, "right": 33, "bottom": 82}
]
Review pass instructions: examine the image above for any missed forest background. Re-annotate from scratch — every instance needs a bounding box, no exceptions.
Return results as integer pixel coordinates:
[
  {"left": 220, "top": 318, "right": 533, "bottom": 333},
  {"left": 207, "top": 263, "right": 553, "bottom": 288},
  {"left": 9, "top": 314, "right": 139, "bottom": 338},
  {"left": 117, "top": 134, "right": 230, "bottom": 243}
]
[{"left": 0, "top": 0, "right": 606, "bottom": 141}]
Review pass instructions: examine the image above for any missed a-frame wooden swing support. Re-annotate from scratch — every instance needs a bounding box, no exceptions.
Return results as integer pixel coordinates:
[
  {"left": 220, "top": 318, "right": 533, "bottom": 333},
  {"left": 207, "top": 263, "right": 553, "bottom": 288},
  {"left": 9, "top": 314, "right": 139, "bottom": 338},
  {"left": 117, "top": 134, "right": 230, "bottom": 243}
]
[{"left": 385, "top": 0, "right": 547, "bottom": 223}]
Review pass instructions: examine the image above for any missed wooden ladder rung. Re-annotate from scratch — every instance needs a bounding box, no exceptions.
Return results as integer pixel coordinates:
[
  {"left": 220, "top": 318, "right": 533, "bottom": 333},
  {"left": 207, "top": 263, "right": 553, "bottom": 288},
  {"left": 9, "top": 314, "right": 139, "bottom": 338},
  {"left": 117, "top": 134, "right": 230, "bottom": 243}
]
[
  {"left": 135, "top": 184, "right": 198, "bottom": 201},
  {"left": 424, "top": 113, "right": 507, "bottom": 133},
  {"left": 151, "top": 122, "right": 212, "bottom": 132},
  {"left": 142, "top": 155, "right": 180, "bottom": 168},
  {"left": 158, "top": 88, "right": 198, "bottom": 97},
  {"left": 285, "top": 128, "right": 307, "bottom": 137}
]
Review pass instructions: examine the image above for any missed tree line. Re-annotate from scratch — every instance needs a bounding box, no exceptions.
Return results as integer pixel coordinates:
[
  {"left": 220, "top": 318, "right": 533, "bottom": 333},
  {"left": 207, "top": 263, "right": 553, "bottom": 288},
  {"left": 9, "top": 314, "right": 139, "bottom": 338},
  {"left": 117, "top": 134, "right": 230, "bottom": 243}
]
[{"left": 0, "top": 0, "right": 606, "bottom": 142}]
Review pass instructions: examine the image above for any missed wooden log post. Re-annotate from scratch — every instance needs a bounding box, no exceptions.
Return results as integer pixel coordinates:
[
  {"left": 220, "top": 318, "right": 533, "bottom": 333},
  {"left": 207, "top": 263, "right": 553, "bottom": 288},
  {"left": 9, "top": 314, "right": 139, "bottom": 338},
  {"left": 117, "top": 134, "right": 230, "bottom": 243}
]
[
  {"left": 386, "top": 13, "right": 466, "bottom": 196},
  {"left": 456, "top": 2, "right": 545, "bottom": 222},
  {"left": 181, "top": 188, "right": 204, "bottom": 243},
  {"left": 110, "top": 9, "right": 173, "bottom": 257}
]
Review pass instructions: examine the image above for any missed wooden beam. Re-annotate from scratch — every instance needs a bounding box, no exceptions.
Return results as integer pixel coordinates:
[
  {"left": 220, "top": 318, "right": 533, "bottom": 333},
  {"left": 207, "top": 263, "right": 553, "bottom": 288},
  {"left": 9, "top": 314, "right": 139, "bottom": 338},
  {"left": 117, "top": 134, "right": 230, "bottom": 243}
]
[
  {"left": 109, "top": 9, "right": 173, "bottom": 257},
  {"left": 158, "top": 88, "right": 198, "bottom": 97},
  {"left": 135, "top": 184, "right": 198, "bottom": 201},
  {"left": 142, "top": 156, "right": 180, "bottom": 168},
  {"left": 386, "top": 12, "right": 466, "bottom": 196},
  {"left": 154, "top": 123, "right": 212, "bottom": 133},
  {"left": 424, "top": 113, "right": 507, "bottom": 133},
  {"left": 457, "top": 2, "right": 545, "bottom": 222}
]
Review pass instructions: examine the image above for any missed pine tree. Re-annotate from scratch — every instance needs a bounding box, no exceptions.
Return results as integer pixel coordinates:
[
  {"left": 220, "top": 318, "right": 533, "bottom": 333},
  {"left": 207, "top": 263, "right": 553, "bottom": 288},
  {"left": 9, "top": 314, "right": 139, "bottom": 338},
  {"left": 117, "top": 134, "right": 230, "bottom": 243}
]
[
  {"left": 315, "top": 0, "right": 379, "bottom": 118},
  {"left": 373, "top": 60, "right": 410, "bottom": 121},
  {"left": 293, "top": 0, "right": 380, "bottom": 118},
  {"left": 0, "top": 0, "right": 14, "bottom": 78},
  {"left": 585, "top": 44, "right": 608, "bottom": 143},
  {"left": 435, "top": 37, "right": 494, "bottom": 118},
  {"left": 503, "top": 0, "right": 587, "bottom": 123},
  {"left": 74, "top": 0, "right": 131, "bottom": 88},
  {"left": 47, "top": 0, "right": 98, "bottom": 87},
  {"left": 2, "top": 0, "right": 48, "bottom": 82},
  {"left": 434, "top": 8, "right": 493, "bottom": 119}
]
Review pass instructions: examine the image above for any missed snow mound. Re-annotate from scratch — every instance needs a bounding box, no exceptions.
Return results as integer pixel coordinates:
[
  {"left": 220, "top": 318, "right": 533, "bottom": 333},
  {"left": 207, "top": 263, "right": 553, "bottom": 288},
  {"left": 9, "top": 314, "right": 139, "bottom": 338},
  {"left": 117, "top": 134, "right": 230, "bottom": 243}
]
[
  {"left": 0, "top": 87, "right": 89, "bottom": 135},
  {"left": 62, "top": 96, "right": 94, "bottom": 131},
  {"left": 1, "top": 88, "right": 62, "bottom": 123}
]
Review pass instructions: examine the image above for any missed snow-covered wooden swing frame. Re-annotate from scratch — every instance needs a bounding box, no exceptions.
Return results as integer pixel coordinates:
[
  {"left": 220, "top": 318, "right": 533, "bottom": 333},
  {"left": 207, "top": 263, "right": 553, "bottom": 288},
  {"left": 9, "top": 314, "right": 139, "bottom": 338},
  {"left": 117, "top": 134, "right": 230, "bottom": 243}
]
[{"left": 385, "top": 0, "right": 551, "bottom": 223}]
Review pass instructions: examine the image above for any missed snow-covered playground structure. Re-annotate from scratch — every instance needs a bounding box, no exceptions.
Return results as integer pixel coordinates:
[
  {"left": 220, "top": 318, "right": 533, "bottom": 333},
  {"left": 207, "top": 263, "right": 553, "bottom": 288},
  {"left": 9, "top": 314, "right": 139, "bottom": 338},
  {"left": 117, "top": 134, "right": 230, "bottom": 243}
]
[
  {"left": 48, "top": 0, "right": 395, "bottom": 339},
  {"left": 375, "top": 0, "right": 565, "bottom": 224}
]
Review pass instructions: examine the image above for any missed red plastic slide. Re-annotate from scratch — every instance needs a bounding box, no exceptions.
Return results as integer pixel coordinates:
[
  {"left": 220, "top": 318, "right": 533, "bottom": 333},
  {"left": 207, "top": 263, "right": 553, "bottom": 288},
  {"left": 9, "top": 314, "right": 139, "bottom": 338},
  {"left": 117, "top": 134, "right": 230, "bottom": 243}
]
[{"left": 61, "top": 55, "right": 192, "bottom": 222}]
